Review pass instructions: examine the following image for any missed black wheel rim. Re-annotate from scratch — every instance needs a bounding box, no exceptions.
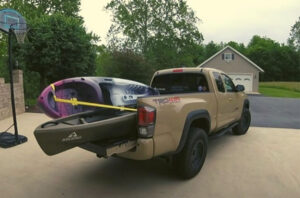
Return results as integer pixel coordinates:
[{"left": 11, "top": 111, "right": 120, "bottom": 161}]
[
  {"left": 191, "top": 140, "right": 204, "bottom": 170},
  {"left": 242, "top": 111, "right": 250, "bottom": 132}
]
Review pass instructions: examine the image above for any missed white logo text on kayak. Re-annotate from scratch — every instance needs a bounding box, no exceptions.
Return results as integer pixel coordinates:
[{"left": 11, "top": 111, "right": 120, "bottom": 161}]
[{"left": 62, "top": 132, "right": 82, "bottom": 142}]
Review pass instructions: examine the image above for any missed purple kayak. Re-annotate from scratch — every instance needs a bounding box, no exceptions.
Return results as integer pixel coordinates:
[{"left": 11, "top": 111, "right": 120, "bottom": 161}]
[{"left": 38, "top": 77, "right": 158, "bottom": 118}]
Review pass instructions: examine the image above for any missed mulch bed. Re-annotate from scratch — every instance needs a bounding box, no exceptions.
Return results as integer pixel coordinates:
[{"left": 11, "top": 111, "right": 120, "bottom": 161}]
[{"left": 25, "top": 105, "right": 43, "bottom": 113}]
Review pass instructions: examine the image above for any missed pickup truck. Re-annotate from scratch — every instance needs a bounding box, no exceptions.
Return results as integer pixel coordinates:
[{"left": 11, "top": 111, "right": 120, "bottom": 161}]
[{"left": 34, "top": 67, "right": 251, "bottom": 179}]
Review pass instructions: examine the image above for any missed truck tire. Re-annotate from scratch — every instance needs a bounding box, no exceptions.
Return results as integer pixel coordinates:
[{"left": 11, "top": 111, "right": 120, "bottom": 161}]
[
  {"left": 233, "top": 108, "right": 251, "bottom": 135},
  {"left": 173, "top": 128, "right": 208, "bottom": 179}
]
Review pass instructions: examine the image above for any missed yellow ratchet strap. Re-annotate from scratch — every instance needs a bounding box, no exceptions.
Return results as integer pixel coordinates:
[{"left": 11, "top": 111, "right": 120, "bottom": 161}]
[{"left": 50, "top": 84, "right": 137, "bottom": 112}]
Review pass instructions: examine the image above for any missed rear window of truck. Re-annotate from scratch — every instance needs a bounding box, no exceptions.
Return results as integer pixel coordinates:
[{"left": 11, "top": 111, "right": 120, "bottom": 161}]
[{"left": 151, "top": 73, "right": 209, "bottom": 94}]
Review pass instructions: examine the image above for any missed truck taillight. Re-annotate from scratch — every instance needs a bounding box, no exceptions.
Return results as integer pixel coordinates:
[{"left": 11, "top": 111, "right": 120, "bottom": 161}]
[
  {"left": 173, "top": 69, "right": 183, "bottom": 73},
  {"left": 138, "top": 106, "right": 156, "bottom": 138},
  {"left": 138, "top": 106, "right": 155, "bottom": 126}
]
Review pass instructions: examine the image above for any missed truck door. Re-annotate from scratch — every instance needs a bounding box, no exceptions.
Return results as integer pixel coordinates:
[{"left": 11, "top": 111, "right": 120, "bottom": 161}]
[
  {"left": 221, "top": 73, "right": 240, "bottom": 123},
  {"left": 212, "top": 72, "right": 229, "bottom": 129}
]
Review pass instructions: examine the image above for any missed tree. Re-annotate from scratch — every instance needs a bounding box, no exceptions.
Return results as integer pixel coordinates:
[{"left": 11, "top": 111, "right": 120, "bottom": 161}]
[
  {"left": 0, "top": 0, "right": 81, "bottom": 58},
  {"left": 247, "top": 35, "right": 299, "bottom": 81},
  {"left": 97, "top": 49, "right": 154, "bottom": 84},
  {"left": 287, "top": 17, "right": 300, "bottom": 81},
  {"left": 204, "top": 41, "right": 222, "bottom": 59},
  {"left": 105, "top": 0, "right": 203, "bottom": 62},
  {"left": 0, "top": 35, "right": 8, "bottom": 78},
  {"left": 0, "top": 0, "right": 80, "bottom": 18},
  {"left": 0, "top": 0, "right": 82, "bottom": 78},
  {"left": 227, "top": 41, "right": 246, "bottom": 54},
  {"left": 95, "top": 45, "right": 109, "bottom": 76},
  {"left": 19, "top": 13, "right": 98, "bottom": 89},
  {"left": 288, "top": 17, "right": 300, "bottom": 51}
]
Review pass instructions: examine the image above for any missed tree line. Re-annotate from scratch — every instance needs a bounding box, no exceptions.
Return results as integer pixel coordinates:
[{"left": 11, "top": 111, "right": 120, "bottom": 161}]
[{"left": 0, "top": 0, "right": 299, "bottom": 106}]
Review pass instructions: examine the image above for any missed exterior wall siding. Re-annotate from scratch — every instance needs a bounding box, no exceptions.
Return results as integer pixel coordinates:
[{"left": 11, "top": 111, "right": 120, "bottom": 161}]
[
  {"left": 201, "top": 48, "right": 260, "bottom": 92},
  {"left": 0, "top": 70, "right": 25, "bottom": 120}
]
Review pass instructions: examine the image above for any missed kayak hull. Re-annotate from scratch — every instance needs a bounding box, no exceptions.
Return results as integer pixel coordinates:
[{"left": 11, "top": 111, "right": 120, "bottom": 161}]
[
  {"left": 34, "top": 109, "right": 137, "bottom": 155},
  {"left": 38, "top": 77, "right": 157, "bottom": 118},
  {"left": 38, "top": 77, "right": 104, "bottom": 118}
]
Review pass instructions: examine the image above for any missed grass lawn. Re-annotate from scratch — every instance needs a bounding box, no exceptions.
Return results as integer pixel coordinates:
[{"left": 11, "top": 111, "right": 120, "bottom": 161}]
[{"left": 259, "top": 82, "right": 300, "bottom": 98}]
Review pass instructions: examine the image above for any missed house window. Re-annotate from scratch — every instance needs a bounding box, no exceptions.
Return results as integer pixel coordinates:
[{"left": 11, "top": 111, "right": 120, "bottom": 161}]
[{"left": 222, "top": 53, "right": 234, "bottom": 61}]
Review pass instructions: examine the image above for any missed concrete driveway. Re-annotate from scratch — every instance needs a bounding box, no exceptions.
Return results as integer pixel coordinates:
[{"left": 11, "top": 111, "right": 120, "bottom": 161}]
[
  {"left": 248, "top": 96, "right": 300, "bottom": 129},
  {"left": 1, "top": 113, "right": 300, "bottom": 198}
]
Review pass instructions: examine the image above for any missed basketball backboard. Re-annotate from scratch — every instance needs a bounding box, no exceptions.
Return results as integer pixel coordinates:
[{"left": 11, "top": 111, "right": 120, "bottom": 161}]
[{"left": 0, "top": 8, "right": 27, "bottom": 33}]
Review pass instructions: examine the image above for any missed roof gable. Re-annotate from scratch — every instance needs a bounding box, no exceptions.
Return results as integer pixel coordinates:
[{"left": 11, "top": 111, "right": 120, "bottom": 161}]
[{"left": 198, "top": 45, "right": 264, "bottom": 72}]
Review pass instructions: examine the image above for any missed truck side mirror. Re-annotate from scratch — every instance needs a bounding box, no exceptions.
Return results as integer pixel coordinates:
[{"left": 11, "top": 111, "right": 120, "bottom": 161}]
[{"left": 235, "top": 85, "right": 245, "bottom": 92}]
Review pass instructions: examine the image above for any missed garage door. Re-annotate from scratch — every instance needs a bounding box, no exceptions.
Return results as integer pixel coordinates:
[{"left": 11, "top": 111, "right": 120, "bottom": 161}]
[{"left": 228, "top": 74, "right": 253, "bottom": 92}]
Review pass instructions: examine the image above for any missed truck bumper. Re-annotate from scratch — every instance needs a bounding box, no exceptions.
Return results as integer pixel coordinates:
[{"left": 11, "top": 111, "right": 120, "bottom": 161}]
[{"left": 117, "top": 138, "right": 154, "bottom": 160}]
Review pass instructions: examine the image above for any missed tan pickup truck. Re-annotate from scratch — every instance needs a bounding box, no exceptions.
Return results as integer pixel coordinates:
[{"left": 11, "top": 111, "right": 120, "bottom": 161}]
[
  {"left": 34, "top": 67, "right": 251, "bottom": 179},
  {"left": 120, "top": 67, "right": 250, "bottom": 178}
]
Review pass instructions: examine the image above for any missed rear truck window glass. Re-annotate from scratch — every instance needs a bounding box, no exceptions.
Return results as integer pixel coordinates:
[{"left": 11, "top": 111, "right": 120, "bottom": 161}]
[
  {"left": 213, "top": 72, "right": 225, "bottom": 92},
  {"left": 222, "top": 74, "right": 236, "bottom": 92},
  {"left": 151, "top": 73, "right": 209, "bottom": 94}
]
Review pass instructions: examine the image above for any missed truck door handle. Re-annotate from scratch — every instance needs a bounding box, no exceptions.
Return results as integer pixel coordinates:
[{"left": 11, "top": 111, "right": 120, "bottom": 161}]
[{"left": 228, "top": 98, "right": 232, "bottom": 101}]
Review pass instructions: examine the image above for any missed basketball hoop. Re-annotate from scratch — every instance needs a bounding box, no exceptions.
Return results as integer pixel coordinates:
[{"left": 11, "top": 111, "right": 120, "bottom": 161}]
[
  {"left": 0, "top": 8, "right": 28, "bottom": 44},
  {"left": 13, "top": 28, "right": 28, "bottom": 44},
  {"left": 0, "top": 8, "right": 28, "bottom": 147}
]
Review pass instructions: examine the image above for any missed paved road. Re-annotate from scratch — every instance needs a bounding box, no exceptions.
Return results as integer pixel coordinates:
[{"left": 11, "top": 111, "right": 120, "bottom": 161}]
[
  {"left": 248, "top": 95, "right": 300, "bottom": 129},
  {"left": 1, "top": 113, "right": 300, "bottom": 198}
]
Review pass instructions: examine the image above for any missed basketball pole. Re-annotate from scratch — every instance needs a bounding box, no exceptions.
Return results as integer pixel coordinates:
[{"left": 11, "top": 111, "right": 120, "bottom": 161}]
[
  {"left": 8, "top": 27, "right": 19, "bottom": 142},
  {"left": 0, "top": 9, "right": 27, "bottom": 148}
]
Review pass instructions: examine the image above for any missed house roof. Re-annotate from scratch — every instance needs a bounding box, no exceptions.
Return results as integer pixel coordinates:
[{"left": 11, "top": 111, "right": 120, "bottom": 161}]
[{"left": 197, "top": 45, "right": 264, "bottom": 72}]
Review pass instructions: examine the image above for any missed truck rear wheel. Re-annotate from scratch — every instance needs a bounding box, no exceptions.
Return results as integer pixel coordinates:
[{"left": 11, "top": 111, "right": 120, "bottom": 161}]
[
  {"left": 173, "top": 128, "right": 208, "bottom": 179},
  {"left": 233, "top": 108, "right": 251, "bottom": 135}
]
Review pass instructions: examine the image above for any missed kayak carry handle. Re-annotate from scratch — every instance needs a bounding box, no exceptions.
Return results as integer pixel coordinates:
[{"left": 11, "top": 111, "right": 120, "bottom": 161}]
[{"left": 42, "top": 121, "right": 58, "bottom": 128}]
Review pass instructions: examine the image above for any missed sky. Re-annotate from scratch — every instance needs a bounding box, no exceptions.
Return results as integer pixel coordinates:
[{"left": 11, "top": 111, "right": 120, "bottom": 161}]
[{"left": 79, "top": 0, "right": 300, "bottom": 45}]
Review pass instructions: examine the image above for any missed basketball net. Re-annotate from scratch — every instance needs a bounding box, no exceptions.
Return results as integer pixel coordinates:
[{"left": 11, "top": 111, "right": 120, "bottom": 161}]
[{"left": 13, "top": 28, "right": 28, "bottom": 44}]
